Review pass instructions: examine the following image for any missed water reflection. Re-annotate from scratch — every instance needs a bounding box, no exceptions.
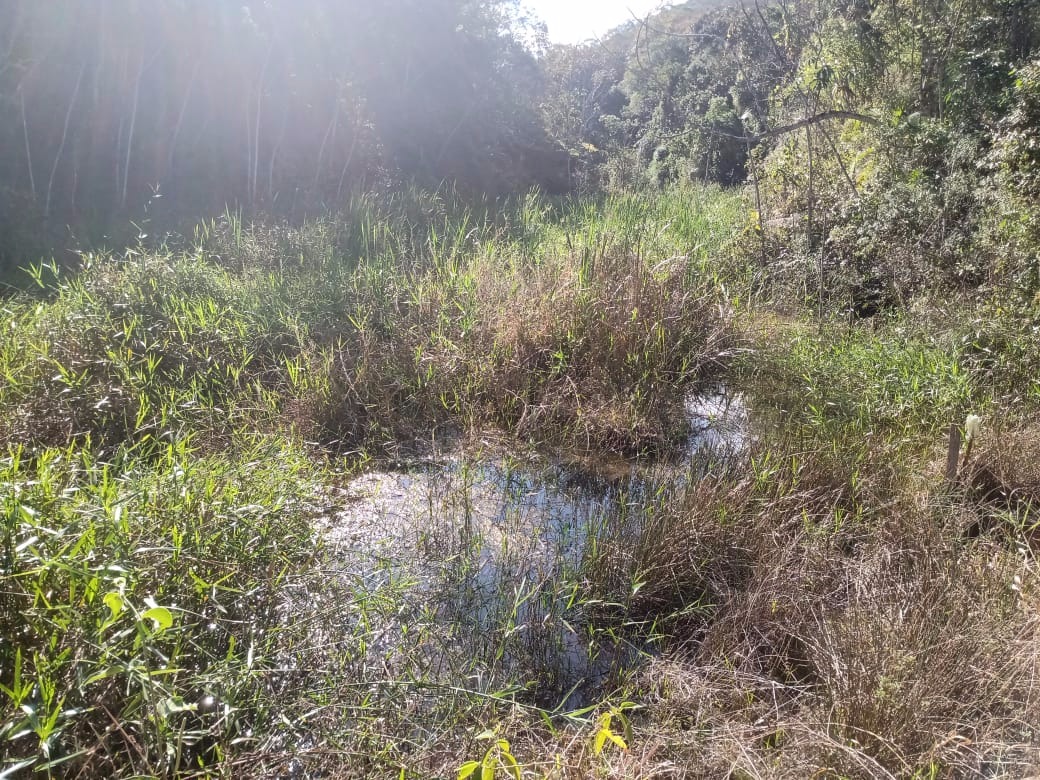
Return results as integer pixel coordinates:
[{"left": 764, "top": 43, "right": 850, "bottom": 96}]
[{"left": 320, "top": 388, "right": 750, "bottom": 708}]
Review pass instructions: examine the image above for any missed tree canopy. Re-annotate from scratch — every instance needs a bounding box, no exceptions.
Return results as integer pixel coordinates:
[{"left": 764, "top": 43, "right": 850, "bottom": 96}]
[
  {"left": 2, "top": 0, "right": 1040, "bottom": 299},
  {"left": 0, "top": 0, "right": 562, "bottom": 235}
]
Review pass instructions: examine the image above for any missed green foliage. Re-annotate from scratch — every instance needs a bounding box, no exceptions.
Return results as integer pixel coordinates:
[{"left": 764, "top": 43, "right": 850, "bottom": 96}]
[
  {"left": 0, "top": 184, "right": 748, "bottom": 776},
  {"left": 540, "top": 1, "right": 778, "bottom": 190},
  {"left": 746, "top": 318, "right": 977, "bottom": 443},
  {"left": 458, "top": 735, "right": 522, "bottom": 780},
  {"left": 591, "top": 704, "right": 633, "bottom": 756},
  {"left": 542, "top": 0, "right": 1036, "bottom": 308},
  {"left": 5, "top": 3, "right": 1040, "bottom": 776},
  {"left": 995, "top": 61, "right": 1040, "bottom": 201},
  {"left": 953, "top": 301, "right": 1040, "bottom": 406},
  {"left": 0, "top": 186, "right": 741, "bottom": 457},
  {"left": 740, "top": 0, "right": 1040, "bottom": 307},
  {"left": 2, "top": 183, "right": 1040, "bottom": 778},
  {"left": 0, "top": 0, "right": 560, "bottom": 274},
  {"left": 0, "top": 251, "right": 317, "bottom": 451},
  {"left": 979, "top": 60, "right": 1040, "bottom": 299},
  {"left": 0, "top": 440, "right": 321, "bottom": 776}
]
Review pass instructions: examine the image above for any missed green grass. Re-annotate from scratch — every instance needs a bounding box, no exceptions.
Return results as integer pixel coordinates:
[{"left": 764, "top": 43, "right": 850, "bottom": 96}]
[
  {"left": 3, "top": 184, "right": 1040, "bottom": 778},
  {"left": 1, "top": 439, "right": 322, "bottom": 776},
  {"left": 739, "top": 315, "right": 980, "bottom": 459},
  {"left": 0, "top": 184, "right": 747, "bottom": 776},
  {"left": 1, "top": 186, "right": 743, "bottom": 458}
]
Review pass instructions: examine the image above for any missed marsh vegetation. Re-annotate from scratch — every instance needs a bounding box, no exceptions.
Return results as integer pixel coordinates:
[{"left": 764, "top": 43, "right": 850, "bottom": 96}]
[{"left": 3, "top": 0, "right": 1040, "bottom": 777}]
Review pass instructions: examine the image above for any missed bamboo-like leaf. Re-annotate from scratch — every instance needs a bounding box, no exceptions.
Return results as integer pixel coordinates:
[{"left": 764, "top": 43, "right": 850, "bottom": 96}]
[
  {"left": 102, "top": 591, "right": 124, "bottom": 629},
  {"left": 141, "top": 606, "right": 173, "bottom": 632}
]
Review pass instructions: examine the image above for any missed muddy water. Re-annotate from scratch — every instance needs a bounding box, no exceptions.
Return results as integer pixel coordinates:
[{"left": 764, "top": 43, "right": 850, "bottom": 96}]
[{"left": 318, "top": 389, "right": 749, "bottom": 709}]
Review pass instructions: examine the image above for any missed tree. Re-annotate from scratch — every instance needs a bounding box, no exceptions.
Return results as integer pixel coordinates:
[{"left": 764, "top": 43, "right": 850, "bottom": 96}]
[{"left": 0, "top": 0, "right": 558, "bottom": 257}]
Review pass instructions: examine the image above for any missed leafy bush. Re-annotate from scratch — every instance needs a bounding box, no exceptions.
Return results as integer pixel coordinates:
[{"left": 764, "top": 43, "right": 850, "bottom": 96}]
[{"left": 0, "top": 441, "right": 321, "bottom": 776}]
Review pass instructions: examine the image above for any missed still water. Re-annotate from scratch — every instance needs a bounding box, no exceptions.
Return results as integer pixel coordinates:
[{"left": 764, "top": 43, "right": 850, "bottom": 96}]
[{"left": 319, "top": 390, "right": 749, "bottom": 708}]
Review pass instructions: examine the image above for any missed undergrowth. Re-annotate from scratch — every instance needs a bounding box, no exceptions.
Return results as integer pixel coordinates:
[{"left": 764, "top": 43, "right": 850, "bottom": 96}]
[
  {"left": 3, "top": 184, "right": 1040, "bottom": 778},
  {"left": 1, "top": 187, "right": 740, "bottom": 458}
]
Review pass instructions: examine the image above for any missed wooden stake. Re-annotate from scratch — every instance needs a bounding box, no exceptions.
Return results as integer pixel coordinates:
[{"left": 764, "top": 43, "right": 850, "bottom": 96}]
[{"left": 945, "top": 422, "right": 961, "bottom": 483}]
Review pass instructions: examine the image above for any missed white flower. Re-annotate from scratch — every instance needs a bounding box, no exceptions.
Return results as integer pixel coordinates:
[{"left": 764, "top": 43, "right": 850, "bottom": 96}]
[{"left": 965, "top": 414, "right": 982, "bottom": 442}]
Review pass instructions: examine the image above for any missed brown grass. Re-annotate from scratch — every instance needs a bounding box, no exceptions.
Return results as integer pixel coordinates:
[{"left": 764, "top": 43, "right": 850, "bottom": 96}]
[{"left": 538, "top": 430, "right": 1040, "bottom": 778}]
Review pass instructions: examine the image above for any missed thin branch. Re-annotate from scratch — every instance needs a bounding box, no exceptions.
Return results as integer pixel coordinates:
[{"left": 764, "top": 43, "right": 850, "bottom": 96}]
[
  {"left": 45, "top": 61, "right": 85, "bottom": 219},
  {"left": 0, "top": 0, "right": 26, "bottom": 79},
  {"left": 167, "top": 57, "right": 200, "bottom": 174},
  {"left": 121, "top": 54, "right": 145, "bottom": 209},
  {"left": 121, "top": 46, "right": 164, "bottom": 210},
  {"left": 748, "top": 0, "right": 790, "bottom": 70},
  {"left": 336, "top": 113, "right": 363, "bottom": 204},
  {"left": 267, "top": 107, "right": 288, "bottom": 202},
  {"left": 722, "top": 110, "right": 883, "bottom": 143},
  {"left": 655, "top": 110, "right": 882, "bottom": 148},
  {"left": 817, "top": 120, "right": 861, "bottom": 199},
  {"left": 627, "top": 8, "right": 726, "bottom": 43},
  {"left": 746, "top": 137, "right": 768, "bottom": 268},
  {"left": 314, "top": 96, "right": 341, "bottom": 191},
  {"left": 19, "top": 87, "right": 35, "bottom": 200},
  {"left": 251, "top": 48, "right": 272, "bottom": 205}
]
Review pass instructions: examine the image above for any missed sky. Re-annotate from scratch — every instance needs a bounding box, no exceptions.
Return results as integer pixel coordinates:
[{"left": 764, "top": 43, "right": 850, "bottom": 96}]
[{"left": 522, "top": 0, "right": 675, "bottom": 44}]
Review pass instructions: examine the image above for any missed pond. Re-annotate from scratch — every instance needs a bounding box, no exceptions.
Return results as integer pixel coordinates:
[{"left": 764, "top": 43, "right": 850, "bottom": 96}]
[{"left": 317, "top": 388, "right": 750, "bottom": 710}]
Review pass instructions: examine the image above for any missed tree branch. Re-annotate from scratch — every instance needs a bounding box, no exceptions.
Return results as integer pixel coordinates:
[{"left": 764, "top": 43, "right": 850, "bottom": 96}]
[
  {"left": 725, "top": 110, "right": 884, "bottom": 143},
  {"left": 657, "top": 110, "right": 883, "bottom": 145}
]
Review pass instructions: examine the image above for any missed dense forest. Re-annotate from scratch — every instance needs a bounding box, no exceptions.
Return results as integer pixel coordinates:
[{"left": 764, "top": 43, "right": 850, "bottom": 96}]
[
  {"left": 4, "top": 0, "right": 1040, "bottom": 778},
  {"left": 3, "top": 0, "right": 1040, "bottom": 304},
  {"left": 0, "top": 0, "right": 563, "bottom": 262}
]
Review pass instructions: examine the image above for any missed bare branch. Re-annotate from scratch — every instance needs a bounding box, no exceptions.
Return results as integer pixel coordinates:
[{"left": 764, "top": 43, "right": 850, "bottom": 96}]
[
  {"left": 627, "top": 7, "right": 726, "bottom": 43},
  {"left": 656, "top": 110, "right": 883, "bottom": 146},
  {"left": 45, "top": 61, "right": 84, "bottom": 219},
  {"left": 730, "top": 110, "right": 884, "bottom": 143},
  {"left": 19, "top": 87, "right": 34, "bottom": 200}
]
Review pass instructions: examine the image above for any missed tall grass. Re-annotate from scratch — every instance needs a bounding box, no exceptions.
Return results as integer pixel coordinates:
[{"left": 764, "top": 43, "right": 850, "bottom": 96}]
[
  {"left": 4, "top": 183, "right": 1039, "bottom": 778},
  {"left": 0, "top": 439, "right": 322, "bottom": 776},
  {"left": 1, "top": 184, "right": 747, "bottom": 776},
  {"left": 1, "top": 186, "right": 742, "bottom": 458}
]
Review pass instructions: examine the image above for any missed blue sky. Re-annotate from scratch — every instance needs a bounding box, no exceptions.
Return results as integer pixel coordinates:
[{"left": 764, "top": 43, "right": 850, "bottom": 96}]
[{"left": 522, "top": 0, "right": 675, "bottom": 44}]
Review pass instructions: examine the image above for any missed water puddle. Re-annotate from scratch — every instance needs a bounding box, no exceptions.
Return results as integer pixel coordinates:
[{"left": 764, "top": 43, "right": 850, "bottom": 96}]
[
  {"left": 317, "top": 388, "right": 750, "bottom": 709},
  {"left": 685, "top": 388, "right": 750, "bottom": 461}
]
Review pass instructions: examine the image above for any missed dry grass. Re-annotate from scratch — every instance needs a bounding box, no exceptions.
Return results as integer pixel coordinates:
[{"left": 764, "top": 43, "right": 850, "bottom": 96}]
[
  {"left": 557, "top": 436, "right": 1040, "bottom": 778},
  {"left": 6, "top": 191, "right": 1040, "bottom": 778}
]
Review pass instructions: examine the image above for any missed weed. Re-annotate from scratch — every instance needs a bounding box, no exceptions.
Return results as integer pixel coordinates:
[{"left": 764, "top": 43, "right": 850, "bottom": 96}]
[{"left": 3, "top": 185, "right": 1039, "bottom": 778}]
